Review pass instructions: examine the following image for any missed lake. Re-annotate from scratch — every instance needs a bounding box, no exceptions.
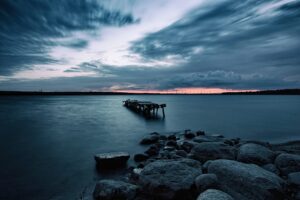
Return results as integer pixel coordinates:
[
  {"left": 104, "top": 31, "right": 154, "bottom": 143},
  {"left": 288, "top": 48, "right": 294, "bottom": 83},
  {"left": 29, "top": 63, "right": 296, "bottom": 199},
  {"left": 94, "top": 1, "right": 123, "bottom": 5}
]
[{"left": 0, "top": 95, "right": 299, "bottom": 199}]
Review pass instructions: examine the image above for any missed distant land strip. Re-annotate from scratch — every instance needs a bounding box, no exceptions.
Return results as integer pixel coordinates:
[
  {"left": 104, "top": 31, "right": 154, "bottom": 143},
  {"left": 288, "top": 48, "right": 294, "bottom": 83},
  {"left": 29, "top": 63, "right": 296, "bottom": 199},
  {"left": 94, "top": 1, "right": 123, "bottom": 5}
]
[{"left": 0, "top": 89, "right": 300, "bottom": 95}]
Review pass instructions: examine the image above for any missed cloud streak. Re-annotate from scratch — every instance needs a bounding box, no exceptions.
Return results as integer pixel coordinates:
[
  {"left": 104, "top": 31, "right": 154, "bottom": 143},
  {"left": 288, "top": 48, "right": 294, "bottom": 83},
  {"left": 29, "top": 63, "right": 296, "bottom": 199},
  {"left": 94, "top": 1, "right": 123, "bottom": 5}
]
[{"left": 0, "top": 0, "right": 299, "bottom": 91}]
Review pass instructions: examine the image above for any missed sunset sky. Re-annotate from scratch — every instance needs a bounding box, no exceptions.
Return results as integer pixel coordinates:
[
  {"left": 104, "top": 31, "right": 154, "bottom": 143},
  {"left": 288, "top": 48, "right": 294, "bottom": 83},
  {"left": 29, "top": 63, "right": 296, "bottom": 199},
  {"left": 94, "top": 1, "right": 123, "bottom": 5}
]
[{"left": 0, "top": 0, "right": 299, "bottom": 93}]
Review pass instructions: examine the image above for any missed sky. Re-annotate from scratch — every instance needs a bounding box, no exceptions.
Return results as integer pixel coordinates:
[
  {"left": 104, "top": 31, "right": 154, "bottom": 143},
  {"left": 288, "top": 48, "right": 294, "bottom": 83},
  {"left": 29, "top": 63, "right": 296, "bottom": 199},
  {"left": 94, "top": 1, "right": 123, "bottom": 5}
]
[{"left": 0, "top": 0, "right": 299, "bottom": 93}]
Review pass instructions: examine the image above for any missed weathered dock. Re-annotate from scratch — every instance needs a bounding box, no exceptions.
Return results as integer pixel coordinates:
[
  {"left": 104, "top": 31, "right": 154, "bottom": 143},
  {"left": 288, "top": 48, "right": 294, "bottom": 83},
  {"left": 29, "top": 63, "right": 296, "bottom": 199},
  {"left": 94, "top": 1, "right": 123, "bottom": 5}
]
[{"left": 123, "top": 99, "right": 166, "bottom": 118}]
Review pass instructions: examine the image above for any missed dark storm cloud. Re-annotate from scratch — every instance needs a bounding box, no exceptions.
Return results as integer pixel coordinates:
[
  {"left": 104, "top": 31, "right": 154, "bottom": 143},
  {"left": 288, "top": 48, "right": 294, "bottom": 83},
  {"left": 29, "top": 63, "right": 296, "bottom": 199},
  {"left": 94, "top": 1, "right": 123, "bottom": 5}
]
[
  {"left": 131, "top": 0, "right": 300, "bottom": 90},
  {"left": 0, "top": 0, "right": 137, "bottom": 75}
]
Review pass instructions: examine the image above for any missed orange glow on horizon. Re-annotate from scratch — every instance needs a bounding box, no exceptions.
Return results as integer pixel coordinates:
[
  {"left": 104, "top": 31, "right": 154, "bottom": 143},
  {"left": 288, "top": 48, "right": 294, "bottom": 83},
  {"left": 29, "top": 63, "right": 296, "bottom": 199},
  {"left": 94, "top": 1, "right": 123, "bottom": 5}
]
[{"left": 112, "top": 87, "right": 258, "bottom": 94}]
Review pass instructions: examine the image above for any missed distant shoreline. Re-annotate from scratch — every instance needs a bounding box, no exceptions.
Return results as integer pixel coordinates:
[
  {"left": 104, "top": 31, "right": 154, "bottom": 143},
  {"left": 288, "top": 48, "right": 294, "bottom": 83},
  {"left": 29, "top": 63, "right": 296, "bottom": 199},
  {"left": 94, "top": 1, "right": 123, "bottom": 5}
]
[{"left": 0, "top": 89, "right": 299, "bottom": 95}]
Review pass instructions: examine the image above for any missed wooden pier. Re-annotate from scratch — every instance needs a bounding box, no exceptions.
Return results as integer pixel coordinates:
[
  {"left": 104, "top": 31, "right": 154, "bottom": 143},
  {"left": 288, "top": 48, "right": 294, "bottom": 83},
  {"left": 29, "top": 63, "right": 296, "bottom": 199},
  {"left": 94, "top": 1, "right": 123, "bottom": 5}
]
[{"left": 123, "top": 99, "right": 166, "bottom": 118}]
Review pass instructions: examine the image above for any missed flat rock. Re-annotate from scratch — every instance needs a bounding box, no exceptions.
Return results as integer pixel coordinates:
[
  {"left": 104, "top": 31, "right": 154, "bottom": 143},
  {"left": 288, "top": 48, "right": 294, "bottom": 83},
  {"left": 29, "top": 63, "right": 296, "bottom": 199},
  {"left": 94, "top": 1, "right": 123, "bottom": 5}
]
[
  {"left": 208, "top": 159, "right": 286, "bottom": 200},
  {"left": 275, "top": 153, "right": 300, "bottom": 175},
  {"left": 93, "top": 179, "right": 138, "bottom": 200},
  {"left": 197, "top": 189, "right": 233, "bottom": 200},
  {"left": 191, "top": 142, "right": 236, "bottom": 162},
  {"left": 94, "top": 152, "right": 130, "bottom": 168},
  {"left": 139, "top": 159, "right": 202, "bottom": 200},
  {"left": 237, "top": 143, "right": 275, "bottom": 165},
  {"left": 195, "top": 174, "right": 218, "bottom": 192}
]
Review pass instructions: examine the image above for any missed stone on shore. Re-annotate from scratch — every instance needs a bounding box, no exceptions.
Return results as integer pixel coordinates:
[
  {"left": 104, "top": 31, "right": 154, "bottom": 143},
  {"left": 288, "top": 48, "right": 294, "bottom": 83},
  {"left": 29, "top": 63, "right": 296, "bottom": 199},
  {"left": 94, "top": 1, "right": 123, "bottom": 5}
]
[
  {"left": 93, "top": 179, "right": 138, "bottom": 200},
  {"left": 208, "top": 159, "right": 286, "bottom": 200},
  {"left": 144, "top": 145, "right": 160, "bottom": 156},
  {"left": 288, "top": 172, "right": 300, "bottom": 187},
  {"left": 195, "top": 174, "right": 218, "bottom": 192},
  {"left": 140, "top": 135, "right": 159, "bottom": 145},
  {"left": 94, "top": 152, "right": 130, "bottom": 168},
  {"left": 134, "top": 154, "right": 149, "bottom": 162},
  {"left": 237, "top": 143, "right": 275, "bottom": 165},
  {"left": 262, "top": 163, "right": 280, "bottom": 175},
  {"left": 191, "top": 142, "right": 236, "bottom": 162},
  {"left": 197, "top": 189, "right": 233, "bottom": 200},
  {"left": 139, "top": 159, "right": 202, "bottom": 200},
  {"left": 275, "top": 153, "right": 300, "bottom": 175}
]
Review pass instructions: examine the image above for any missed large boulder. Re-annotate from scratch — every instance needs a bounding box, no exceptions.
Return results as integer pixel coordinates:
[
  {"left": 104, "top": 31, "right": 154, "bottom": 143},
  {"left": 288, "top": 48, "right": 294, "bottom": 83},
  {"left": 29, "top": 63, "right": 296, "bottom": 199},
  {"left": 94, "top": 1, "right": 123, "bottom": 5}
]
[
  {"left": 275, "top": 153, "right": 300, "bottom": 175},
  {"left": 93, "top": 180, "right": 138, "bottom": 200},
  {"left": 262, "top": 164, "right": 280, "bottom": 175},
  {"left": 94, "top": 152, "right": 130, "bottom": 168},
  {"left": 139, "top": 159, "right": 202, "bottom": 200},
  {"left": 195, "top": 174, "right": 218, "bottom": 192},
  {"left": 140, "top": 135, "right": 159, "bottom": 145},
  {"left": 288, "top": 172, "right": 300, "bottom": 188},
  {"left": 208, "top": 159, "right": 286, "bottom": 200},
  {"left": 237, "top": 143, "right": 275, "bottom": 165},
  {"left": 197, "top": 189, "right": 233, "bottom": 200},
  {"left": 191, "top": 142, "right": 236, "bottom": 162}
]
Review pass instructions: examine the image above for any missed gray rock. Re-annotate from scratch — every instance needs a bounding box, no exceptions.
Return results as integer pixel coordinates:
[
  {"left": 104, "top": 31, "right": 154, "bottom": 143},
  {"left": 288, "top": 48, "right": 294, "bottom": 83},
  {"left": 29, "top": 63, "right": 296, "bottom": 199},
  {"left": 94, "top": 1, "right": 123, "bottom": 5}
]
[
  {"left": 140, "top": 135, "right": 159, "bottom": 145},
  {"left": 237, "top": 143, "right": 275, "bottom": 165},
  {"left": 180, "top": 141, "right": 196, "bottom": 153},
  {"left": 94, "top": 152, "right": 130, "bottom": 168},
  {"left": 93, "top": 180, "right": 138, "bottom": 200},
  {"left": 139, "top": 159, "right": 202, "bottom": 200},
  {"left": 175, "top": 150, "right": 188, "bottom": 157},
  {"left": 275, "top": 153, "right": 300, "bottom": 175},
  {"left": 262, "top": 164, "right": 280, "bottom": 175},
  {"left": 134, "top": 154, "right": 149, "bottom": 162},
  {"left": 191, "top": 142, "right": 236, "bottom": 162},
  {"left": 185, "top": 132, "right": 196, "bottom": 139},
  {"left": 197, "top": 189, "right": 233, "bottom": 200},
  {"left": 202, "top": 160, "right": 212, "bottom": 173},
  {"left": 195, "top": 174, "right": 218, "bottom": 192},
  {"left": 288, "top": 172, "right": 300, "bottom": 187},
  {"left": 144, "top": 145, "right": 160, "bottom": 156},
  {"left": 208, "top": 159, "right": 286, "bottom": 200},
  {"left": 196, "top": 130, "right": 205, "bottom": 136}
]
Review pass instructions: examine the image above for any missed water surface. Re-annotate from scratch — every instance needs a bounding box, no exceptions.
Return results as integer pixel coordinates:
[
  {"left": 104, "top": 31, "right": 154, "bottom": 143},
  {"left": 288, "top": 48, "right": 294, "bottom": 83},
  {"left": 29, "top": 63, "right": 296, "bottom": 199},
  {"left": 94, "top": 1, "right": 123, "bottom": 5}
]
[{"left": 0, "top": 95, "right": 299, "bottom": 199}]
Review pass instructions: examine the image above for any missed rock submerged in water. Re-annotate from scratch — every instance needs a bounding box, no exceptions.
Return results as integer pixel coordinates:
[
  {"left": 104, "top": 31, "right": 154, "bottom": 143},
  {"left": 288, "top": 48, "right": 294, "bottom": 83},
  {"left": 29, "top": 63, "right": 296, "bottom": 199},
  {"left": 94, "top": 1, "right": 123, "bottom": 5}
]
[
  {"left": 191, "top": 142, "right": 236, "bottom": 162},
  {"left": 275, "top": 153, "right": 300, "bottom": 175},
  {"left": 237, "top": 143, "right": 276, "bottom": 165},
  {"left": 139, "top": 159, "right": 202, "bottom": 200},
  {"left": 197, "top": 189, "right": 233, "bottom": 200},
  {"left": 208, "top": 159, "right": 286, "bottom": 200},
  {"left": 94, "top": 152, "right": 130, "bottom": 168},
  {"left": 93, "top": 179, "right": 138, "bottom": 200}
]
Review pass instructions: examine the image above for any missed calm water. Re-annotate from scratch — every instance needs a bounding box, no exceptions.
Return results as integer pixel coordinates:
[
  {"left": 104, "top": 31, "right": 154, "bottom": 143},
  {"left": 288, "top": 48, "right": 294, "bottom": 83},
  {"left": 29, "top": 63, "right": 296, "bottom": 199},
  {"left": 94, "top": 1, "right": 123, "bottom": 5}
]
[{"left": 0, "top": 95, "right": 299, "bottom": 200}]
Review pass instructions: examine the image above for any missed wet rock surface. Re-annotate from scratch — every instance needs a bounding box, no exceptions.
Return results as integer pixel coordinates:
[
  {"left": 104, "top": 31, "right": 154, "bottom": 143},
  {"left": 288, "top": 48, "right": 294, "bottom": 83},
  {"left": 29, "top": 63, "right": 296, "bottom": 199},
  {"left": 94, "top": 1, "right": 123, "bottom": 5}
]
[
  {"left": 93, "top": 179, "right": 138, "bottom": 200},
  {"left": 94, "top": 152, "right": 130, "bottom": 168},
  {"left": 91, "top": 130, "right": 300, "bottom": 200},
  {"left": 191, "top": 142, "right": 236, "bottom": 162},
  {"left": 197, "top": 189, "right": 233, "bottom": 200},
  {"left": 139, "top": 159, "right": 202, "bottom": 200},
  {"left": 275, "top": 153, "right": 300, "bottom": 175},
  {"left": 237, "top": 143, "right": 275, "bottom": 165},
  {"left": 208, "top": 159, "right": 286, "bottom": 200}
]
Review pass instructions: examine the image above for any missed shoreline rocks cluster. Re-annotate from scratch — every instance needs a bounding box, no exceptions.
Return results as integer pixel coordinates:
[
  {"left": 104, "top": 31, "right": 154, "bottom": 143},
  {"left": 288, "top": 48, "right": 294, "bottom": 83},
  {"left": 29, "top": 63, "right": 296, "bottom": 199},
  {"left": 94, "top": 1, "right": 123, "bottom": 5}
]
[{"left": 93, "top": 130, "right": 300, "bottom": 200}]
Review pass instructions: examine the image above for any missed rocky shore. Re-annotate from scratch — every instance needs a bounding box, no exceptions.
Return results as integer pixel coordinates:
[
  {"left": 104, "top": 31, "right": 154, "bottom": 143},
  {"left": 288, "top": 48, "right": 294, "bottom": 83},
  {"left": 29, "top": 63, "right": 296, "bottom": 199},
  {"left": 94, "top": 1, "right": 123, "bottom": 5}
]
[{"left": 92, "top": 130, "right": 300, "bottom": 200}]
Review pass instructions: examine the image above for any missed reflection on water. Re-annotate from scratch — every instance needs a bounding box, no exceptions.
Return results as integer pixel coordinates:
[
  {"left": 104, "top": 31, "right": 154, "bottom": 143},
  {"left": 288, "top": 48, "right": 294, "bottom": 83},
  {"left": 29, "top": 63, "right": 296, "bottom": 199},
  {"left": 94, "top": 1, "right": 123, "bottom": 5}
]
[{"left": 0, "top": 95, "right": 299, "bottom": 199}]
